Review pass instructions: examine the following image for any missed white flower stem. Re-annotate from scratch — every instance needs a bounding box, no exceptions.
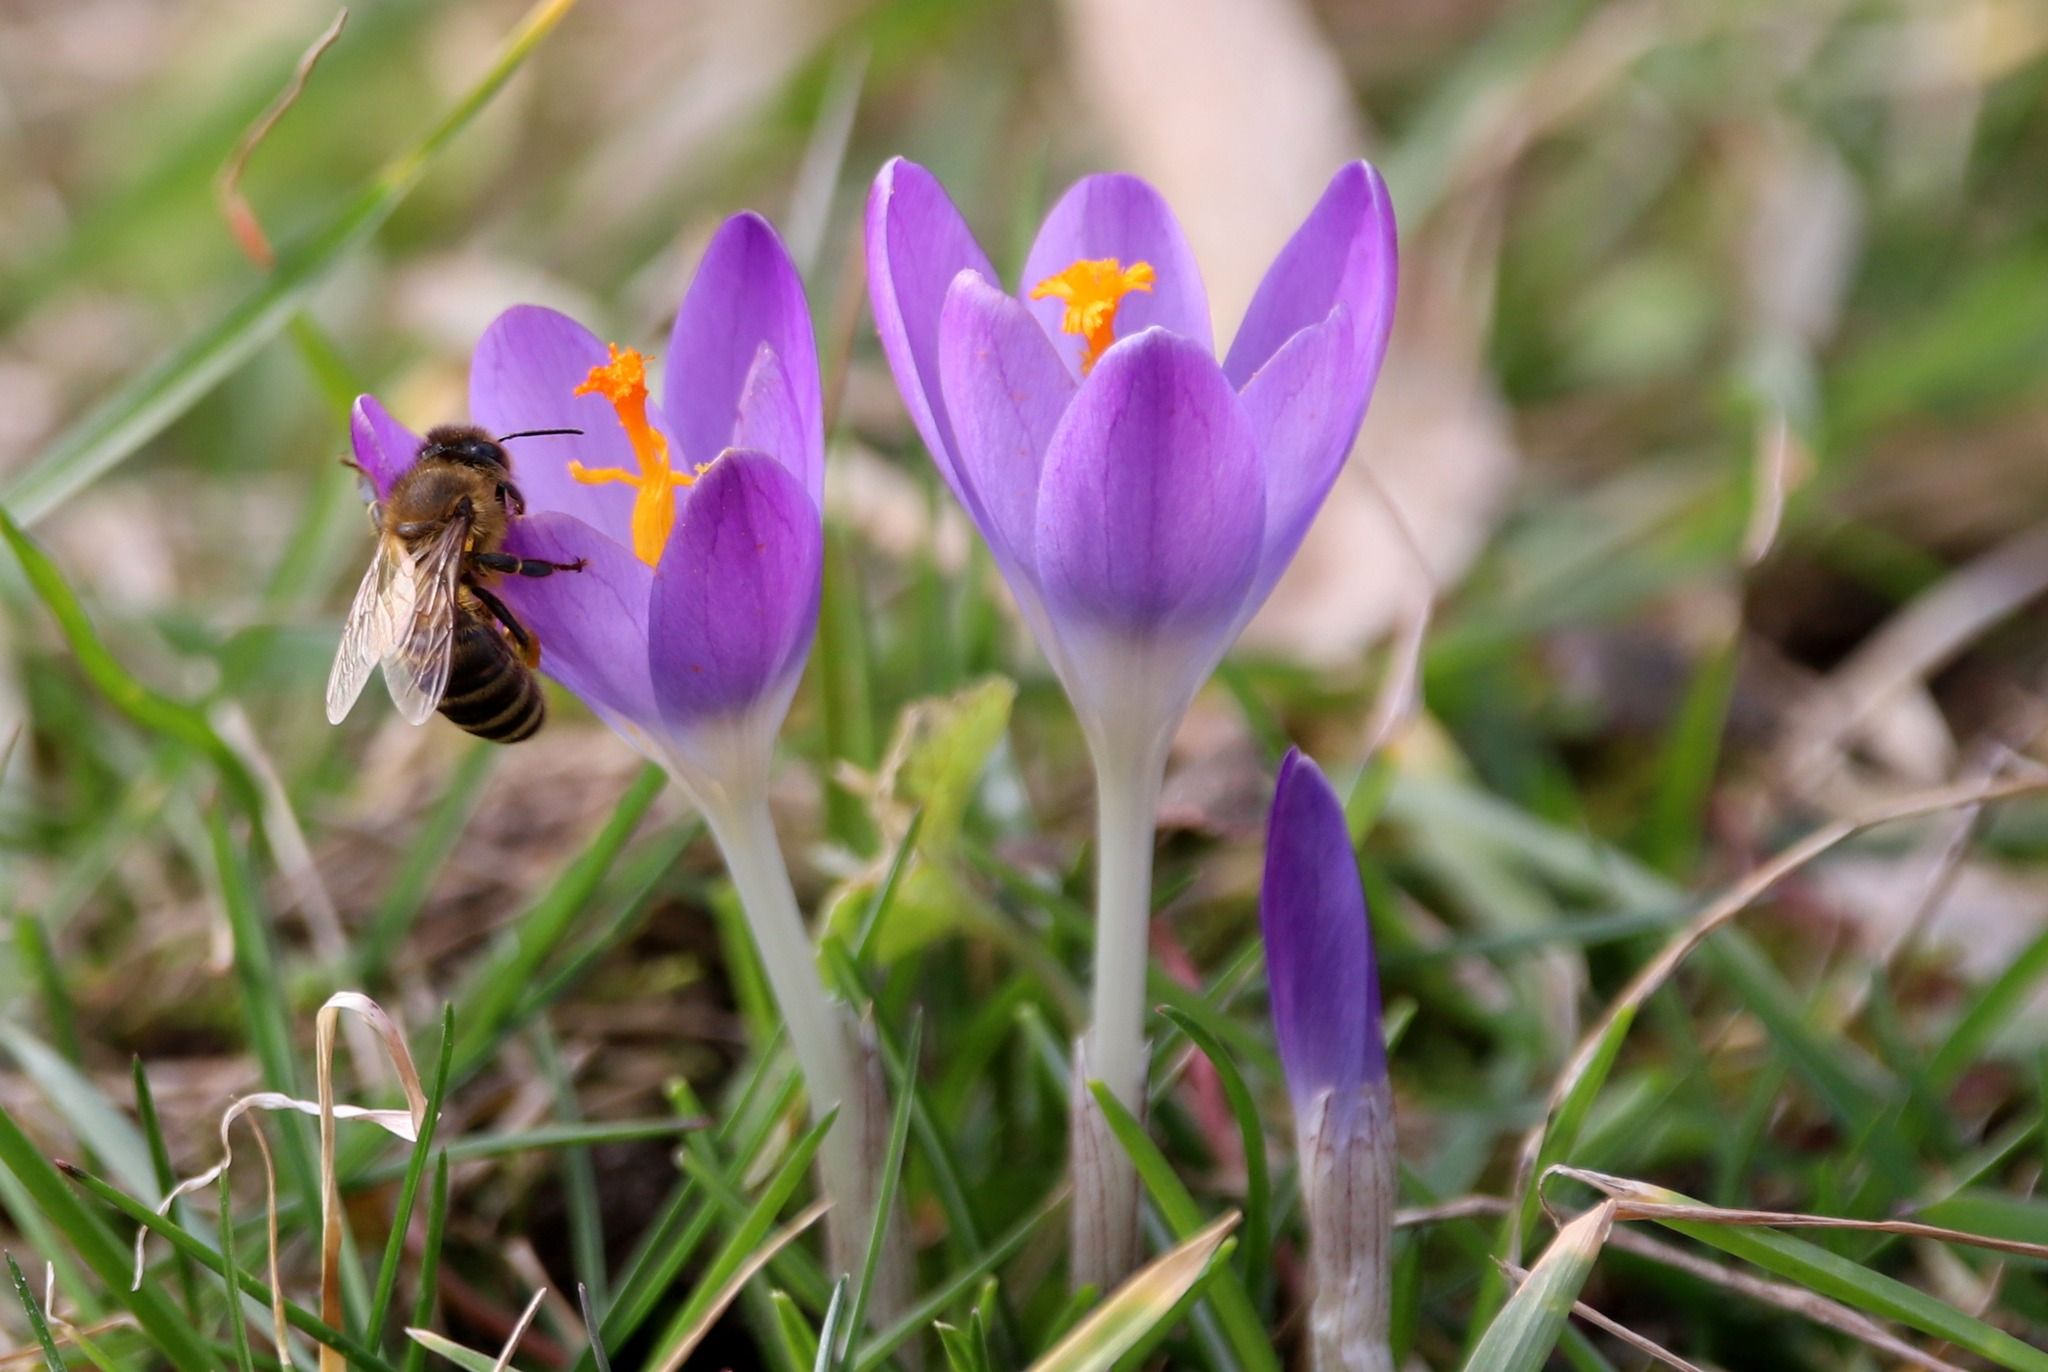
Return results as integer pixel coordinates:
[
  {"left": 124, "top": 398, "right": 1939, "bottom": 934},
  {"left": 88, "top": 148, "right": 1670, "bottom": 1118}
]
[
  {"left": 1071, "top": 736, "right": 1169, "bottom": 1290},
  {"left": 699, "top": 787, "right": 902, "bottom": 1318}
]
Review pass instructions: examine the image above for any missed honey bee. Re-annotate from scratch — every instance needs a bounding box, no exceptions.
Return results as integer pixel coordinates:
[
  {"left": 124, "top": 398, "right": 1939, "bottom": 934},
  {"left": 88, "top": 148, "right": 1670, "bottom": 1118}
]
[{"left": 326, "top": 425, "right": 586, "bottom": 743}]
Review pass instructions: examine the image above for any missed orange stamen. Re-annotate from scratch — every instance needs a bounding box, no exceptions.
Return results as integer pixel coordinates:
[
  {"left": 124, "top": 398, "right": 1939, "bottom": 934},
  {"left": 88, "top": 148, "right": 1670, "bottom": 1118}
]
[
  {"left": 570, "top": 344, "right": 699, "bottom": 566},
  {"left": 1030, "top": 257, "right": 1155, "bottom": 372}
]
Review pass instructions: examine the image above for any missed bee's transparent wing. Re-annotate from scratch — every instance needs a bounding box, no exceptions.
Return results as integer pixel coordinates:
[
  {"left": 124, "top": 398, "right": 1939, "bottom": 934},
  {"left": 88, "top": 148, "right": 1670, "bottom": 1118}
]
[
  {"left": 326, "top": 537, "right": 415, "bottom": 725},
  {"left": 380, "top": 514, "right": 469, "bottom": 726}
]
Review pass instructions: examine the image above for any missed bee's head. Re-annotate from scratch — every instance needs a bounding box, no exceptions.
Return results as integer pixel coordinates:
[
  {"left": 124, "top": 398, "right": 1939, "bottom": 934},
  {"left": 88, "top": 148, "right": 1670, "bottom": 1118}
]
[{"left": 420, "top": 425, "right": 510, "bottom": 472}]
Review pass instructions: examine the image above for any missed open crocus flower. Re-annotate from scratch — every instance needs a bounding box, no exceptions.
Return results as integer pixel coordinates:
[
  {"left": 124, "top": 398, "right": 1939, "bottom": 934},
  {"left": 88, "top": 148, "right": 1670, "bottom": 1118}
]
[
  {"left": 866, "top": 157, "right": 1396, "bottom": 1285},
  {"left": 347, "top": 211, "right": 901, "bottom": 1312},
  {"left": 1263, "top": 749, "right": 1395, "bottom": 1372},
  {"left": 346, "top": 211, "right": 826, "bottom": 799}
]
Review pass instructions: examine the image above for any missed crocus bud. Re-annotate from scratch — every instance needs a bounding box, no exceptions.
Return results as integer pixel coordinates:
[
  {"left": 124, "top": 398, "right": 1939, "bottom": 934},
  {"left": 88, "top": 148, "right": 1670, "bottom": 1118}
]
[{"left": 1262, "top": 749, "right": 1395, "bottom": 1372}]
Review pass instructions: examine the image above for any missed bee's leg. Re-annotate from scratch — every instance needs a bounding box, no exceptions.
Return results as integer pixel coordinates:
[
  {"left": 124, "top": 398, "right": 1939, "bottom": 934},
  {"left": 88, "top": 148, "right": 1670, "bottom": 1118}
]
[
  {"left": 470, "top": 550, "right": 588, "bottom": 578},
  {"left": 470, "top": 584, "right": 542, "bottom": 669}
]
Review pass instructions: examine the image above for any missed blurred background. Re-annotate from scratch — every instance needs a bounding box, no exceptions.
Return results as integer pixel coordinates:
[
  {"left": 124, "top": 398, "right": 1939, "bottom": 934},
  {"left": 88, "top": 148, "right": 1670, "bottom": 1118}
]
[{"left": 5, "top": 0, "right": 2048, "bottom": 1365}]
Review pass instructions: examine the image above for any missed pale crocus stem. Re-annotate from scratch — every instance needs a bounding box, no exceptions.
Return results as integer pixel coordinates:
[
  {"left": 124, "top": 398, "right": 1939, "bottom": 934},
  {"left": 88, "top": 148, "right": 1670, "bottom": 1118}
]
[
  {"left": 1071, "top": 733, "right": 1170, "bottom": 1290},
  {"left": 698, "top": 786, "right": 881, "bottom": 1291},
  {"left": 1299, "top": 1082, "right": 1397, "bottom": 1372}
]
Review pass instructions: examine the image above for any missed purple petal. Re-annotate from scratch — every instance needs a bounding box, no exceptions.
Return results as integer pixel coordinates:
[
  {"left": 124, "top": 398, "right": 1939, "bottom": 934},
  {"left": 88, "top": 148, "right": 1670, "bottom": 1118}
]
[
  {"left": 1034, "top": 329, "right": 1263, "bottom": 637},
  {"left": 469, "top": 305, "right": 654, "bottom": 548},
  {"left": 663, "top": 213, "right": 823, "bottom": 490},
  {"left": 1262, "top": 748, "right": 1384, "bottom": 1106},
  {"left": 730, "top": 343, "right": 818, "bottom": 507},
  {"left": 497, "top": 513, "right": 655, "bottom": 728},
  {"left": 1020, "top": 174, "right": 1213, "bottom": 375},
  {"left": 1223, "top": 161, "right": 1398, "bottom": 391},
  {"left": 864, "top": 157, "right": 1000, "bottom": 499},
  {"left": 649, "top": 450, "right": 822, "bottom": 725},
  {"left": 936, "top": 269, "right": 1076, "bottom": 579},
  {"left": 350, "top": 395, "right": 422, "bottom": 502},
  {"left": 1236, "top": 305, "right": 1364, "bottom": 609}
]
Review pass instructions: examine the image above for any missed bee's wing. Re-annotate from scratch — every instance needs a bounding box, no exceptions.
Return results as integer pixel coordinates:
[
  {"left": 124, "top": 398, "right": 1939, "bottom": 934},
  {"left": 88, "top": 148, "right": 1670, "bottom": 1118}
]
[
  {"left": 379, "top": 512, "right": 470, "bottom": 726},
  {"left": 325, "top": 536, "right": 415, "bottom": 725}
]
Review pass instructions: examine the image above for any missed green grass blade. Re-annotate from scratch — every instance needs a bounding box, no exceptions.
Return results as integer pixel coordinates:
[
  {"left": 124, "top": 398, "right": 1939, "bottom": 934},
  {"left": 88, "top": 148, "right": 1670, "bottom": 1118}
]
[
  {"left": 1631, "top": 1186, "right": 2048, "bottom": 1371},
  {"left": 399, "top": 1155, "right": 451, "bottom": 1372},
  {"left": 649, "top": 1109, "right": 837, "bottom": 1363},
  {"left": 1460, "top": 1203, "right": 1614, "bottom": 1372},
  {"left": 0, "top": 511, "right": 260, "bottom": 815},
  {"left": 813, "top": 1279, "right": 851, "bottom": 1372},
  {"left": 0, "top": 1024, "right": 154, "bottom": 1199},
  {"left": 216, "top": 1174, "right": 257, "bottom": 1372},
  {"left": 7, "top": 1250, "right": 69, "bottom": 1371},
  {"left": 1156, "top": 1006, "right": 1272, "bottom": 1284},
  {"left": 1931, "top": 925, "right": 2048, "bottom": 1084},
  {"left": 206, "top": 811, "right": 321, "bottom": 1231},
  {"left": 406, "top": 1329, "right": 521, "bottom": 1372},
  {"left": 0, "top": 0, "right": 585, "bottom": 529},
  {"left": 367, "top": 1005, "right": 454, "bottom": 1349},
  {"left": 841, "top": 1015, "right": 922, "bottom": 1362},
  {"left": 1517, "top": 1003, "right": 1634, "bottom": 1253},
  {"left": 1085, "top": 1082, "right": 1281, "bottom": 1372},
  {"left": 534, "top": 1021, "right": 609, "bottom": 1317},
  {"left": 818, "top": 527, "right": 879, "bottom": 852},
  {"left": 852, "top": 1187, "right": 1065, "bottom": 1372},
  {"left": 56, "top": 1159, "right": 400, "bottom": 1372},
  {"left": 0, "top": 1112, "right": 215, "bottom": 1372},
  {"left": 133, "top": 1059, "right": 204, "bottom": 1321},
  {"left": 357, "top": 747, "right": 497, "bottom": 982},
  {"left": 1637, "top": 642, "right": 1736, "bottom": 875},
  {"left": 13, "top": 913, "right": 82, "bottom": 1066},
  {"left": 1022, "top": 1212, "right": 1240, "bottom": 1372},
  {"left": 772, "top": 1288, "right": 824, "bottom": 1369},
  {"left": 451, "top": 764, "right": 665, "bottom": 1076}
]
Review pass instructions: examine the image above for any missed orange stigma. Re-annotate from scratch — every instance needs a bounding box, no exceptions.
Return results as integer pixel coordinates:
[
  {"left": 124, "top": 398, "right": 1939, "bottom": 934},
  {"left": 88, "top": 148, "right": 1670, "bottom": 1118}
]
[
  {"left": 568, "top": 345, "right": 704, "bottom": 566},
  {"left": 1030, "top": 257, "right": 1155, "bottom": 372}
]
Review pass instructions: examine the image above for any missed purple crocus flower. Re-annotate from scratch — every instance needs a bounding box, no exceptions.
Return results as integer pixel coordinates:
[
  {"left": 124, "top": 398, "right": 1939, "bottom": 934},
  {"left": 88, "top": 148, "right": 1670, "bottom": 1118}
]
[
  {"left": 865, "top": 157, "right": 1396, "bottom": 1285},
  {"left": 346, "top": 212, "right": 825, "bottom": 796},
  {"left": 346, "top": 211, "right": 900, "bottom": 1311},
  {"left": 1262, "top": 748, "right": 1394, "bottom": 1372}
]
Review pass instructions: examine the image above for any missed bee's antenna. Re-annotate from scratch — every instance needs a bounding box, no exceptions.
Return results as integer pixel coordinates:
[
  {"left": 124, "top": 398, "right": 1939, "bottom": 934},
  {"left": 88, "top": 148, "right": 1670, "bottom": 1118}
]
[{"left": 496, "top": 427, "right": 585, "bottom": 443}]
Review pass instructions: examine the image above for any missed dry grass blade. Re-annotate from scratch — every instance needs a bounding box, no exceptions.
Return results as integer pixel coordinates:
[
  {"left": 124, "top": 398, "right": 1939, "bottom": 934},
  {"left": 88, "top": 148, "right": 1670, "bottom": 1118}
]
[
  {"left": 140, "top": 1100, "right": 293, "bottom": 1352},
  {"left": 1396, "top": 1195, "right": 1511, "bottom": 1228},
  {"left": 494, "top": 1289, "right": 548, "bottom": 1372},
  {"left": 146, "top": 990, "right": 430, "bottom": 1364},
  {"left": 1780, "top": 521, "right": 2048, "bottom": 789},
  {"left": 1554, "top": 1167, "right": 2048, "bottom": 1263},
  {"left": 649, "top": 1199, "right": 830, "bottom": 1372},
  {"left": 0, "top": 1319, "right": 136, "bottom": 1367},
  {"left": 1461, "top": 1200, "right": 1614, "bottom": 1372},
  {"left": 1603, "top": 1226, "right": 1970, "bottom": 1372},
  {"left": 316, "top": 992, "right": 433, "bottom": 1372},
  {"left": 216, "top": 8, "right": 351, "bottom": 269},
  {"left": 1514, "top": 770, "right": 2048, "bottom": 1209},
  {"left": 1499, "top": 1258, "right": 1711, "bottom": 1372},
  {"left": 1743, "top": 412, "right": 1798, "bottom": 566}
]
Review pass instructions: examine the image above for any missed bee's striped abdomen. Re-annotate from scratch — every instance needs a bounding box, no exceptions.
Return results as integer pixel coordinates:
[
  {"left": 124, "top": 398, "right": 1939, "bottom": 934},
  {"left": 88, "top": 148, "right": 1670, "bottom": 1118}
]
[{"left": 438, "top": 615, "right": 544, "bottom": 743}]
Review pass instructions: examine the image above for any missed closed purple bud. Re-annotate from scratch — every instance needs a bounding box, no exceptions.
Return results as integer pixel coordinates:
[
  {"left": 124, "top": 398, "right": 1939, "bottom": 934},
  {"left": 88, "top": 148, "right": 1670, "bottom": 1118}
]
[
  {"left": 1262, "top": 748, "right": 1395, "bottom": 1372},
  {"left": 1263, "top": 749, "right": 1386, "bottom": 1103}
]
